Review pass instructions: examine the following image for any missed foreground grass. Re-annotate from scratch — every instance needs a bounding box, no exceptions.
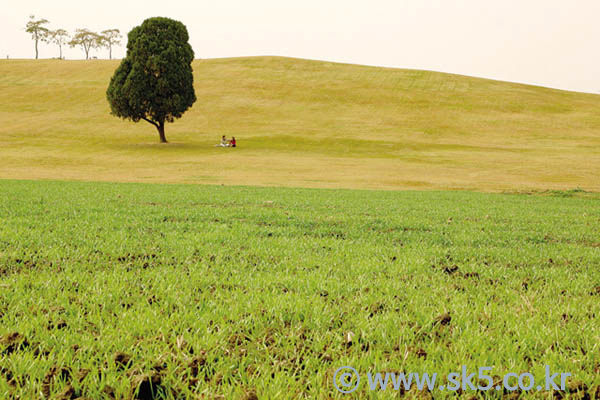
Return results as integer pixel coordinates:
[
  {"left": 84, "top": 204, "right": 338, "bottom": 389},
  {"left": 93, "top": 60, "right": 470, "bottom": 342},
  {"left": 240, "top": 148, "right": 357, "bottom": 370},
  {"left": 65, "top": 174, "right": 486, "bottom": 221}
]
[
  {"left": 1, "top": 180, "right": 600, "bottom": 399},
  {"left": 1, "top": 57, "right": 600, "bottom": 191}
]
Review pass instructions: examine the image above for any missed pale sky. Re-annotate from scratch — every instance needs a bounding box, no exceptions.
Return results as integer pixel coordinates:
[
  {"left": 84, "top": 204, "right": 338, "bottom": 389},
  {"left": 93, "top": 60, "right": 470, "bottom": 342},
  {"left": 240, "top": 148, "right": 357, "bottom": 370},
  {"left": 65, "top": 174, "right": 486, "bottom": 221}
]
[{"left": 3, "top": 0, "right": 600, "bottom": 93}]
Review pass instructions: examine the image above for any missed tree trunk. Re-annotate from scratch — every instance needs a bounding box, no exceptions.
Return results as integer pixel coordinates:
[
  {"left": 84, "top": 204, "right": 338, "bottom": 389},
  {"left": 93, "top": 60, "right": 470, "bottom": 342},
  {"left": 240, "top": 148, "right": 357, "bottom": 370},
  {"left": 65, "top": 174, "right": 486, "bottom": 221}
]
[
  {"left": 109, "top": 45, "right": 112, "bottom": 60},
  {"left": 59, "top": 44, "right": 62, "bottom": 59},
  {"left": 157, "top": 121, "right": 167, "bottom": 143},
  {"left": 35, "top": 39, "right": 38, "bottom": 59}
]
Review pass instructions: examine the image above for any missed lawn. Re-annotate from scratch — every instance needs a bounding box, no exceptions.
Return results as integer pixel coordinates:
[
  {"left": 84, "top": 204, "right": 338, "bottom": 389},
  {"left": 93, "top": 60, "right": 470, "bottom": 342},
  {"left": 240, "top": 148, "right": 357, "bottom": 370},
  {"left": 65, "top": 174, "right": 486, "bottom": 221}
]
[
  {"left": 1, "top": 180, "right": 599, "bottom": 399},
  {"left": 1, "top": 57, "right": 599, "bottom": 192}
]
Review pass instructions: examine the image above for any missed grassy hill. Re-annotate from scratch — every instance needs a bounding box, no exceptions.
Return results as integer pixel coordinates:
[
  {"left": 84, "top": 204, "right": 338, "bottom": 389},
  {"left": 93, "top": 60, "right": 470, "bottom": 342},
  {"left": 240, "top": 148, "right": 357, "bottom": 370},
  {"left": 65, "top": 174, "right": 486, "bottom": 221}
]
[{"left": 0, "top": 57, "right": 599, "bottom": 191}]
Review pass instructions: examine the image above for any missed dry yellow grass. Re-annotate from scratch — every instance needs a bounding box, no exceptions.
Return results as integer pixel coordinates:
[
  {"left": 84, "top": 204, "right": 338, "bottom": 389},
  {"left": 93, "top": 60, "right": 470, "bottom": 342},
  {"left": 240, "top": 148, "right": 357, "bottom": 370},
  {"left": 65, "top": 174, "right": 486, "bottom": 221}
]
[{"left": 0, "top": 56, "right": 599, "bottom": 191}]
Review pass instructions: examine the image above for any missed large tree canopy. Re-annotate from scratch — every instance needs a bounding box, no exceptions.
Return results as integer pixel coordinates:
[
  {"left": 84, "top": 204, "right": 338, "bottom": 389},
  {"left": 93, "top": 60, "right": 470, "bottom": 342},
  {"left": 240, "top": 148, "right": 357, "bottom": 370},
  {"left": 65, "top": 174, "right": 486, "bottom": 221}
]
[{"left": 106, "top": 17, "right": 196, "bottom": 143}]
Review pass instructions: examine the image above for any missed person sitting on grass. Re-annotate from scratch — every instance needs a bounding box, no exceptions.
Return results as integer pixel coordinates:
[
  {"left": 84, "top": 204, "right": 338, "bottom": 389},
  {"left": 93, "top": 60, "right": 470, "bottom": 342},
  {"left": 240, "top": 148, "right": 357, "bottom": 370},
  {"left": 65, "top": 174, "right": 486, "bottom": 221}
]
[
  {"left": 229, "top": 137, "right": 236, "bottom": 148},
  {"left": 215, "top": 135, "right": 228, "bottom": 147}
]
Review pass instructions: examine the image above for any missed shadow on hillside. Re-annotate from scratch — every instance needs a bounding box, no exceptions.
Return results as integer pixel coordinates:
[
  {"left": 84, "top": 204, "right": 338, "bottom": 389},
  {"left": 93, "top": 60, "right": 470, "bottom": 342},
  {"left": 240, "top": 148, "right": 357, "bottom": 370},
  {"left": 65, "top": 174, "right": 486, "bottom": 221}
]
[{"left": 110, "top": 142, "right": 219, "bottom": 152}]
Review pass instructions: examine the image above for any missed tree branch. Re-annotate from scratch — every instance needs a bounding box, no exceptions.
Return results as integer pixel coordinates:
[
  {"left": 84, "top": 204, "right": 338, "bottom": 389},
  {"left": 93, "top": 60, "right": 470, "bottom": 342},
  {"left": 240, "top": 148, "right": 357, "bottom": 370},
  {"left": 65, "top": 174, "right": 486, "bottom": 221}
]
[{"left": 141, "top": 117, "right": 159, "bottom": 128}]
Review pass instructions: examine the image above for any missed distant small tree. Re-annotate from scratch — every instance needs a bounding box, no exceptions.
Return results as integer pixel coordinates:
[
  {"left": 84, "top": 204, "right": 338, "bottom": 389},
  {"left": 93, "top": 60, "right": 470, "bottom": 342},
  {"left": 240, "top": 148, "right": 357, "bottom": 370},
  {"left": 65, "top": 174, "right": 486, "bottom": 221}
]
[
  {"left": 100, "top": 29, "right": 122, "bottom": 60},
  {"left": 25, "top": 15, "right": 50, "bottom": 59},
  {"left": 49, "top": 29, "right": 70, "bottom": 59},
  {"left": 69, "top": 29, "right": 100, "bottom": 60},
  {"left": 106, "top": 17, "right": 196, "bottom": 143}
]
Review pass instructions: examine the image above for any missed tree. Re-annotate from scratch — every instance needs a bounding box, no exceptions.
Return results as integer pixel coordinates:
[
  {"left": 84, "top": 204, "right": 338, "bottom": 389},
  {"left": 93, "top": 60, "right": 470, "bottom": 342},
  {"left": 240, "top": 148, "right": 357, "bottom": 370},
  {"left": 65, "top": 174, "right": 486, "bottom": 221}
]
[
  {"left": 25, "top": 15, "right": 50, "bottom": 59},
  {"left": 69, "top": 29, "right": 100, "bottom": 60},
  {"left": 100, "top": 29, "right": 122, "bottom": 60},
  {"left": 106, "top": 17, "right": 196, "bottom": 143},
  {"left": 49, "top": 29, "right": 70, "bottom": 59}
]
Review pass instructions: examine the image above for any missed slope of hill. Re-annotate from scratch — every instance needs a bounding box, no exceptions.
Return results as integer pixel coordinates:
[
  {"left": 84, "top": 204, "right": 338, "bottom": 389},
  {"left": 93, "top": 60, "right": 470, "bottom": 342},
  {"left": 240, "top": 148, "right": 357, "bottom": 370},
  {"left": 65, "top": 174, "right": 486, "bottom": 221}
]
[{"left": 0, "top": 56, "right": 598, "bottom": 191}]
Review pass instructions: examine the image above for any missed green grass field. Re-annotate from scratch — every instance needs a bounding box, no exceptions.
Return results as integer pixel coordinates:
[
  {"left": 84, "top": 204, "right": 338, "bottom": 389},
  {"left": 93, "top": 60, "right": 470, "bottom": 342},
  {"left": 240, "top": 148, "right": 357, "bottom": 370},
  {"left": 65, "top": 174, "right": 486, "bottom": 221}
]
[
  {"left": 1, "top": 56, "right": 599, "bottom": 399},
  {"left": 1, "top": 57, "right": 599, "bottom": 191},
  {"left": 1, "top": 180, "right": 599, "bottom": 399}
]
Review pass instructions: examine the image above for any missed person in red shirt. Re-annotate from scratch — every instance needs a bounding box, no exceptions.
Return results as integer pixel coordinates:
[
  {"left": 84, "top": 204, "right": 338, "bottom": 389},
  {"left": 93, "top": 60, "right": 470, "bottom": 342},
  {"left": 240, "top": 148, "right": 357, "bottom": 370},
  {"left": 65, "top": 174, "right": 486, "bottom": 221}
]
[{"left": 230, "top": 137, "right": 236, "bottom": 147}]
